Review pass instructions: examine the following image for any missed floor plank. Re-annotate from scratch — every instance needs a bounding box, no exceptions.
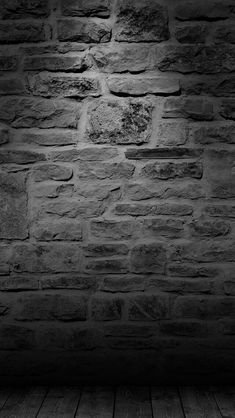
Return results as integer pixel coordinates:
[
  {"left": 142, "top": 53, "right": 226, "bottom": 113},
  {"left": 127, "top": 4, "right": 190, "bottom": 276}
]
[
  {"left": 151, "top": 387, "right": 184, "bottom": 418},
  {"left": 75, "top": 386, "right": 114, "bottom": 418},
  {"left": 0, "top": 387, "right": 46, "bottom": 418},
  {"left": 114, "top": 386, "right": 152, "bottom": 418},
  {"left": 212, "top": 386, "right": 235, "bottom": 418},
  {"left": 37, "top": 386, "right": 81, "bottom": 418},
  {"left": 179, "top": 387, "right": 222, "bottom": 418}
]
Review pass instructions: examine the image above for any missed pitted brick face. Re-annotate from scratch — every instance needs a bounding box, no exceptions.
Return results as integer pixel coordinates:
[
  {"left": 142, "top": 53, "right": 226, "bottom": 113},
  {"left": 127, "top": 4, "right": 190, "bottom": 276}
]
[{"left": 0, "top": 0, "right": 235, "bottom": 384}]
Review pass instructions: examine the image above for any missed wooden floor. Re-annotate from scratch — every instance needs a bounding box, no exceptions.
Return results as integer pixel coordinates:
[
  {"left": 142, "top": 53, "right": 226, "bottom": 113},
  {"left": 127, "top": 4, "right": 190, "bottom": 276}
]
[{"left": 0, "top": 386, "right": 234, "bottom": 417}]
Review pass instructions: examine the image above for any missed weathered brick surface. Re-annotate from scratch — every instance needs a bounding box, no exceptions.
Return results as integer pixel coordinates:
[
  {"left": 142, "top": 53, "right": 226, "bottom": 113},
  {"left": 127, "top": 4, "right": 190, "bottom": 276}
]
[{"left": 0, "top": 0, "right": 234, "bottom": 384}]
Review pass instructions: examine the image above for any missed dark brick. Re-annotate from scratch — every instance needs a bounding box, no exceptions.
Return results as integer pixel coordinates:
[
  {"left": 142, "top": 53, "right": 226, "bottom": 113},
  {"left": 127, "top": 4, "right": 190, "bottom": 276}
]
[
  {"left": 21, "top": 130, "right": 78, "bottom": 146},
  {"left": 24, "top": 55, "right": 89, "bottom": 72},
  {"left": 86, "top": 259, "right": 129, "bottom": 274},
  {"left": 32, "top": 221, "right": 83, "bottom": 241},
  {"left": 130, "top": 243, "right": 167, "bottom": 273},
  {"left": 189, "top": 219, "right": 230, "bottom": 237},
  {"left": 141, "top": 161, "right": 203, "bottom": 180},
  {"left": 77, "top": 162, "right": 135, "bottom": 180},
  {"left": 84, "top": 244, "right": 129, "bottom": 257},
  {"left": 57, "top": 19, "right": 111, "bottom": 43},
  {"left": 90, "top": 220, "right": 137, "bottom": 240},
  {"left": 33, "top": 164, "right": 73, "bottom": 182},
  {"left": 100, "top": 276, "right": 145, "bottom": 292},
  {"left": 107, "top": 76, "right": 180, "bottom": 96},
  {"left": 190, "top": 123, "right": 235, "bottom": 144},
  {"left": 0, "top": 0, "right": 50, "bottom": 19},
  {"left": 220, "top": 99, "right": 235, "bottom": 120},
  {"left": 205, "top": 205, "right": 235, "bottom": 218},
  {"left": 125, "top": 148, "right": 202, "bottom": 160},
  {"left": 114, "top": 203, "right": 193, "bottom": 217},
  {"left": 128, "top": 294, "right": 169, "bottom": 320},
  {"left": 91, "top": 296, "right": 123, "bottom": 320},
  {"left": 44, "top": 199, "right": 105, "bottom": 219},
  {"left": 174, "top": 296, "right": 235, "bottom": 319},
  {"left": 0, "top": 56, "right": 18, "bottom": 71},
  {"left": 163, "top": 97, "right": 214, "bottom": 120},
  {"left": 175, "top": 24, "right": 208, "bottom": 43},
  {"left": 170, "top": 241, "right": 235, "bottom": 263},
  {"left": 0, "top": 150, "right": 46, "bottom": 165},
  {"left": 0, "top": 22, "right": 47, "bottom": 44},
  {"left": 0, "top": 325, "right": 35, "bottom": 350},
  {"left": 0, "top": 78, "right": 26, "bottom": 95},
  {"left": 50, "top": 147, "right": 118, "bottom": 162},
  {"left": 61, "top": 0, "right": 111, "bottom": 17},
  {"left": 215, "top": 24, "right": 235, "bottom": 44},
  {"left": 175, "top": 1, "right": 232, "bottom": 21},
  {"left": 0, "top": 125, "right": 9, "bottom": 145},
  {"left": 114, "top": 0, "right": 169, "bottom": 42},
  {"left": 142, "top": 218, "right": 185, "bottom": 239}
]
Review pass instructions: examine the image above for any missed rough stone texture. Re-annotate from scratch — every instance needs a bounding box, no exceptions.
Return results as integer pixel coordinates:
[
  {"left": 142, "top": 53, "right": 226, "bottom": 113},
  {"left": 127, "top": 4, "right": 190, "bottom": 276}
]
[{"left": 0, "top": 0, "right": 235, "bottom": 385}]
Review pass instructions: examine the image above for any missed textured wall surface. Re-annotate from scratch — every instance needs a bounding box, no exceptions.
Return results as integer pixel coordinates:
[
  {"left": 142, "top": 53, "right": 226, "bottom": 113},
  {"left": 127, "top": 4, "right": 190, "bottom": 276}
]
[{"left": 0, "top": 0, "right": 235, "bottom": 384}]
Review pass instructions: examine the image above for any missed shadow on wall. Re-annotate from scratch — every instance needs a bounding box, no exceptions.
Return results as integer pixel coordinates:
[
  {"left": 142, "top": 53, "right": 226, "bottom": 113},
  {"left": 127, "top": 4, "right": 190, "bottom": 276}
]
[{"left": 0, "top": 0, "right": 235, "bottom": 384}]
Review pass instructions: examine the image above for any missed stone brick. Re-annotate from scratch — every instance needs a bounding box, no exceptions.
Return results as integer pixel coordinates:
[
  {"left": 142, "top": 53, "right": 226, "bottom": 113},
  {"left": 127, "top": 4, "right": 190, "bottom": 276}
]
[
  {"left": 61, "top": 0, "right": 111, "bottom": 17},
  {"left": 29, "top": 73, "right": 101, "bottom": 98},
  {"left": 32, "top": 221, "right": 83, "bottom": 241},
  {"left": 0, "top": 125, "right": 9, "bottom": 145},
  {"left": 160, "top": 321, "right": 207, "bottom": 337},
  {"left": 163, "top": 98, "right": 214, "bottom": 121},
  {"left": 11, "top": 244, "right": 82, "bottom": 273},
  {"left": 50, "top": 147, "right": 118, "bottom": 162},
  {"left": 77, "top": 162, "right": 135, "bottom": 180},
  {"left": 87, "top": 98, "right": 153, "bottom": 145},
  {"left": 32, "top": 164, "right": 73, "bottom": 182},
  {"left": 41, "top": 275, "right": 97, "bottom": 291},
  {"left": 89, "top": 44, "right": 153, "bottom": 73},
  {"left": 107, "top": 76, "right": 180, "bottom": 96},
  {"left": 86, "top": 259, "right": 129, "bottom": 274},
  {"left": 44, "top": 199, "right": 105, "bottom": 219},
  {"left": 128, "top": 294, "right": 169, "bottom": 320},
  {"left": 33, "top": 183, "right": 75, "bottom": 199},
  {"left": 0, "top": 150, "right": 46, "bottom": 165},
  {"left": 16, "top": 293, "right": 87, "bottom": 321},
  {"left": 0, "top": 56, "right": 18, "bottom": 71},
  {"left": 204, "top": 149, "right": 235, "bottom": 199},
  {"left": 84, "top": 244, "right": 129, "bottom": 257},
  {"left": 158, "top": 45, "right": 235, "bottom": 74},
  {"left": 156, "top": 121, "right": 188, "bottom": 146},
  {"left": 188, "top": 219, "right": 231, "bottom": 237},
  {"left": 167, "top": 264, "right": 219, "bottom": 279},
  {"left": 170, "top": 241, "right": 235, "bottom": 263},
  {"left": 24, "top": 55, "right": 89, "bottom": 72},
  {"left": 0, "top": 98, "right": 81, "bottom": 129},
  {"left": 215, "top": 24, "right": 235, "bottom": 44},
  {"left": 205, "top": 205, "right": 235, "bottom": 218},
  {"left": 181, "top": 76, "right": 235, "bottom": 97},
  {"left": 175, "top": 1, "right": 232, "bottom": 21},
  {"left": 114, "top": 203, "right": 193, "bottom": 217},
  {"left": 174, "top": 296, "right": 235, "bottom": 319},
  {"left": 21, "top": 130, "right": 78, "bottom": 146},
  {"left": 0, "top": 171, "right": 28, "bottom": 239},
  {"left": 0, "top": 22, "right": 47, "bottom": 44},
  {"left": 130, "top": 243, "right": 167, "bottom": 273},
  {"left": 220, "top": 99, "right": 235, "bottom": 120},
  {"left": 141, "top": 161, "right": 203, "bottom": 180},
  {"left": 0, "top": 0, "right": 50, "bottom": 19},
  {"left": 175, "top": 24, "right": 208, "bottom": 43},
  {"left": 190, "top": 123, "right": 235, "bottom": 144},
  {"left": 0, "top": 325, "right": 35, "bottom": 350},
  {"left": 91, "top": 296, "right": 123, "bottom": 320},
  {"left": 0, "top": 246, "right": 11, "bottom": 276},
  {"left": 0, "top": 78, "right": 26, "bottom": 95},
  {"left": 57, "top": 19, "right": 111, "bottom": 43},
  {"left": 0, "top": 276, "right": 39, "bottom": 291},
  {"left": 100, "top": 275, "right": 145, "bottom": 292},
  {"left": 75, "top": 183, "right": 121, "bottom": 201},
  {"left": 142, "top": 218, "right": 185, "bottom": 239},
  {"left": 124, "top": 182, "right": 204, "bottom": 201},
  {"left": 125, "top": 148, "right": 202, "bottom": 160},
  {"left": 90, "top": 220, "right": 137, "bottom": 240},
  {"left": 114, "top": 0, "right": 169, "bottom": 42}
]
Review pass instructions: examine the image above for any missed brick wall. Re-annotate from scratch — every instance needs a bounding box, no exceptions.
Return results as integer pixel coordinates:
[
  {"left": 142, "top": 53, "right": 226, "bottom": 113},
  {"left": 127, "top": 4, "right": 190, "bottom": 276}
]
[{"left": 0, "top": 0, "right": 235, "bottom": 384}]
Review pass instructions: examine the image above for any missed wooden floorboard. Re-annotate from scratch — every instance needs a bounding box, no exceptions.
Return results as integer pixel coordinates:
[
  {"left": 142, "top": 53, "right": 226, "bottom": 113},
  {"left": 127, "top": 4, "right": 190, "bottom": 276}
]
[{"left": 0, "top": 386, "right": 234, "bottom": 417}]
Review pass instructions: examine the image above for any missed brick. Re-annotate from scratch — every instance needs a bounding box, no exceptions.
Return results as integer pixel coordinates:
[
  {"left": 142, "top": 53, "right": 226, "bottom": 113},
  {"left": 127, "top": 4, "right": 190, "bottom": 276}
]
[
  {"left": 100, "top": 276, "right": 145, "bottom": 292},
  {"left": 156, "top": 121, "right": 188, "bottom": 146},
  {"left": 204, "top": 149, "right": 235, "bottom": 199},
  {"left": 130, "top": 243, "right": 167, "bottom": 273},
  {"left": 181, "top": 76, "right": 235, "bottom": 97},
  {"left": 77, "top": 162, "right": 135, "bottom": 180},
  {"left": 0, "top": 246, "right": 11, "bottom": 276},
  {"left": 0, "top": 276, "right": 39, "bottom": 291},
  {"left": 124, "top": 182, "right": 204, "bottom": 201},
  {"left": 44, "top": 199, "right": 105, "bottom": 218},
  {"left": 75, "top": 183, "right": 121, "bottom": 202},
  {"left": 0, "top": 125, "right": 9, "bottom": 145},
  {"left": 220, "top": 99, "right": 235, "bottom": 120},
  {"left": 57, "top": 19, "right": 111, "bottom": 43},
  {"left": 91, "top": 296, "right": 123, "bottom": 320},
  {"left": 128, "top": 294, "right": 169, "bottom": 320},
  {"left": 61, "top": 0, "right": 111, "bottom": 17},
  {"left": 41, "top": 275, "right": 97, "bottom": 290},
  {"left": 87, "top": 98, "right": 153, "bottom": 145},
  {"left": 114, "top": 203, "right": 193, "bottom": 217},
  {"left": 189, "top": 219, "right": 230, "bottom": 237},
  {"left": 0, "top": 150, "right": 46, "bottom": 164},
  {"left": 158, "top": 45, "right": 235, "bottom": 74},
  {"left": 175, "top": 24, "right": 208, "bottom": 43},
  {"left": 32, "top": 221, "right": 83, "bottom": 241},
  {"left": 86, "top": 259, "right": 129, "bottom": 274},
  {"left": 0, "top": 325, "right": 35, "bottom": 350},
  {"left": 215, "top": 24, "right": 235, "bottom": 44},
  {"left": 29, "top": 73, "right": 101, "bottom": 98},
  {"left": 0, "top": 0, "right": 50, "bottom": 19},
  {"left": 160, "top": 321, "right": 207, "bottom": 337},
  {"left": 16, "top": 293, "right": 87, "bottom": 321},
  {"left": 0, "top": 98, "right": 81, "bottom": 129},
  {"left": 50, "top": 147, "right": 118, "bottom": 162},
  {"left": 114, "top": 0, "right": 169, "bottom": 42},
  {"left": 21, "top": 130, "right": 78, "bottom": 146},
  {"left": 0, "top": 56, "right": 18, "bottom": 71},
  {"left": 0, "top": 172, "right": 28, "bottom": 239},
  {"left": 142, "top": 218, "right": 185, "bottom": 239},
  {"left": 170, "top": 241, "right": 235, "bottom": 263},
  {"left": 163, "top": 98, "right": 214, "bottom": 121},
  {"left": 167, "top": 264, "right": 219, "bottom": 279},
  {"left": 175, "top": 1, "right": 232, "bottom": 21},
  {"left": 90, "top": 220, "right": 137, "bottom": 240},
  {"left": 84, "top": 244, "right": 129, "bottom": 257},
  {"left": 33, "top": 183, "right": 74, "bottom": 199},
  {"left": 141, "top": 161, "right": 203, "bottom": 180},
  {"left": 32, "top": 164, "right": 73, "bottom": 182},
  {"left": 125, "top": 148, "right": 202, "bottom": 160},
  {"left": 205, "top": 205, "right": 235, "bottom": 218},
  {"left": 0, "top": 22, "right": 47, "bottom": 44},
  {"left": 11, "top": 244, "right": 82, "bottom": 273},
  {"left": 174, "top": 296, "right": 235, "bottom": 319},
  {"left": 0, "top": 78, "right": 26, "bottom": 95},
  {"left": 89, "top": 44, "right": 153, "bottom": 73},
  {"left": 148, "top": 277, "right": 215, "bottom": 294},
  {"left": 107, "top": 76, "right": 180, "bottom": 96},
  {"left": 190, "top": 123, "right": 235, "bottom": 144},
  {"left": 24, "top": 55, "right": 89, "bottom": 72}
]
